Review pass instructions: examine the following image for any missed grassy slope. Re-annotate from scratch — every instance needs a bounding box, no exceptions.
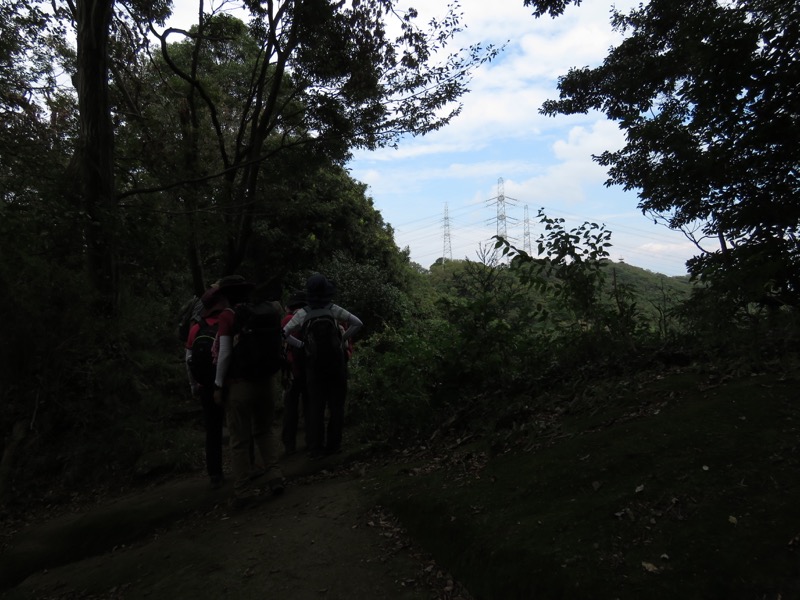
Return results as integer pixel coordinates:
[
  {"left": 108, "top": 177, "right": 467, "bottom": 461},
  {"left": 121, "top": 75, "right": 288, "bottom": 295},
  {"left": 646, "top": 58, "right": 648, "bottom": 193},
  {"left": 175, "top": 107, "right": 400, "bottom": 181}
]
[
  {"left": 603, "top": 261, "right": 693, "bottom": 325},
  {"left": 373, "top": 365, "right": 800, "bottom": 600}
]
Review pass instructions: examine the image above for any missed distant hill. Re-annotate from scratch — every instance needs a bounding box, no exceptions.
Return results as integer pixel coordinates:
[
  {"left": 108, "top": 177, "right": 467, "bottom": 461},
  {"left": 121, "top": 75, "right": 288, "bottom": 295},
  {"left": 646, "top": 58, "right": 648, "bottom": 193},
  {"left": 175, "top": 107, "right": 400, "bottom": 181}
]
[
  {"left": 602, "top": 260, "right": 694, "bottom": 324},
  {"left": 425, "top": 256, "right": 694, "bottom": 328}
]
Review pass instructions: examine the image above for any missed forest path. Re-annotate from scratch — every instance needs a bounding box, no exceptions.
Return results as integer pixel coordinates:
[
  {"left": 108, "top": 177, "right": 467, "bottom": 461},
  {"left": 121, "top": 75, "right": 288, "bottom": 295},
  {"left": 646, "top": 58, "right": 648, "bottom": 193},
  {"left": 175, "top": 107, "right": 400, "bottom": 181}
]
[{"left": 1, "top": 451, "right": 464, "bottom": 600}]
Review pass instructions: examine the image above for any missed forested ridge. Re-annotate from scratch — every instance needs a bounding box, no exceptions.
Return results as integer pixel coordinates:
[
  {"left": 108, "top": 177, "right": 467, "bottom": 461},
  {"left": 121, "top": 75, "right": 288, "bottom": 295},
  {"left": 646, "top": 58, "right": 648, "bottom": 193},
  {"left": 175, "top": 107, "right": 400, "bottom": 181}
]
[{"left": 1, "top": 0, "right": 799, "bottom": 598}]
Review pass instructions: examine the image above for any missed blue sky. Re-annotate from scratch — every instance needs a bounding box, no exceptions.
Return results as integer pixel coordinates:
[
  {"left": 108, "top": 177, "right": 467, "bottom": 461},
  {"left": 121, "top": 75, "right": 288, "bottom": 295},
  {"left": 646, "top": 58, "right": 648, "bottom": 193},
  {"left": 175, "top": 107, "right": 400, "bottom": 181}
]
[
  {"left": 346, "top": 0, "right": 697, "bottom": 276},
  {"left": 168, "top": 1, "right": 696, "bottom": 276}
]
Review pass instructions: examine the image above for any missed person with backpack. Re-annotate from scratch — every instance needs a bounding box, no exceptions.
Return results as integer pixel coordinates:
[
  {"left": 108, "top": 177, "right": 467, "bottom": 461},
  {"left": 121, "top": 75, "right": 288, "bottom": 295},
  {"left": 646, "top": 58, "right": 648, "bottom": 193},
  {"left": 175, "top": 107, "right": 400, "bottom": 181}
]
[
  {"left": 211, "top": 275, "right": 286, "bottom": 508},
  {"left": 177, "top": 277, "right": 223, "bottom": 345},
  {"left": 283, "top": 274, "right": 362, "bottom": 459},
  {"left": 281, "top": 290, "right": 309, "bottom": 455},
  {"left": 185, "top": 286, "right": 227, "bottom": 490}
]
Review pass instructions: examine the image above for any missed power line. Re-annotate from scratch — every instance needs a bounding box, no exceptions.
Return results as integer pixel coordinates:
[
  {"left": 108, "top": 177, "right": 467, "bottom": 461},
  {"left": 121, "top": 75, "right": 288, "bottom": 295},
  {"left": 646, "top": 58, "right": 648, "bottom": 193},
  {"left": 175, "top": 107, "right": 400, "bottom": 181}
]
[
  {"left": 401, "top": 226, "right": 689, "bottom": 275},
  {"left": 395, "top": 204, "right": 689, "bottom": 262},
  {"left": 384, "top": 178, "right": 693, "bottom": 273}
]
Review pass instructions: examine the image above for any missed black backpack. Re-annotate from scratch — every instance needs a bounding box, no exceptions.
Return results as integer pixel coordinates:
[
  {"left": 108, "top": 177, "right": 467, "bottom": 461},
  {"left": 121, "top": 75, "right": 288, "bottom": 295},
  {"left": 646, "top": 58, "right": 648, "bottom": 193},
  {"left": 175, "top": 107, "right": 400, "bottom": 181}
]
[
  {"left": 301, "top": 305, "right": 344, "bottom": 375},
  {"left": 230, "top": 301, "right": 284, "bottom": 380},
  {"left": 188, "top": 318, "right": 218, "bottom": 387}
]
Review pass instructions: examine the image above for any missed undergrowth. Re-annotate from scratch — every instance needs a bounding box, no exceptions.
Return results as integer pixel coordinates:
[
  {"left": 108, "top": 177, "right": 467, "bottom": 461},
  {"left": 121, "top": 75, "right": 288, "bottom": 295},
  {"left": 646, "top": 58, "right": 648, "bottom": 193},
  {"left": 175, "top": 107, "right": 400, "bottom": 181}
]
[{"left": 369, "top": 358, "right": 800, "bottom": 600}]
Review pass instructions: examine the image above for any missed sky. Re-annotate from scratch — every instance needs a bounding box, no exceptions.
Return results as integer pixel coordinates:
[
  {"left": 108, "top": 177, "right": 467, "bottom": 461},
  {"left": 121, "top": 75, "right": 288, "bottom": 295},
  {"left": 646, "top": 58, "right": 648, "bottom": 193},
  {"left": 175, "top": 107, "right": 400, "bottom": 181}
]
[{"left": 167, "top": 0, "right": 698, "bottom": 276}]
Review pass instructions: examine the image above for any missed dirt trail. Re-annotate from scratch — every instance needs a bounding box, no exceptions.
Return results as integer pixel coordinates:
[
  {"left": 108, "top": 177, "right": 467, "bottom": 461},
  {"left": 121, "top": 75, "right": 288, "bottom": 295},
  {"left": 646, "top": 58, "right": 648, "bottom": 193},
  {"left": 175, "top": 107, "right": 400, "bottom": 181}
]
[{"left": 1, "top": 452, "right": 461, "bottom": 600}]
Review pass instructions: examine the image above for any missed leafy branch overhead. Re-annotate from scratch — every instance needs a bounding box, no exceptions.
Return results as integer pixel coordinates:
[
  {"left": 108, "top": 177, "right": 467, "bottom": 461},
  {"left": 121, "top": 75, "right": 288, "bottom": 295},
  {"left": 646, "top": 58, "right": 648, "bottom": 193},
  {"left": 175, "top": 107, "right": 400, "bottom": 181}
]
[
  {"left": 539, "top": 0, "right": 800, "bottom": 309},
  {"left": 493, "top": 209, "right": 614, "bottom": 325},
  {"left": 137, "top": 0, "right": 501, "bottom": 279}
]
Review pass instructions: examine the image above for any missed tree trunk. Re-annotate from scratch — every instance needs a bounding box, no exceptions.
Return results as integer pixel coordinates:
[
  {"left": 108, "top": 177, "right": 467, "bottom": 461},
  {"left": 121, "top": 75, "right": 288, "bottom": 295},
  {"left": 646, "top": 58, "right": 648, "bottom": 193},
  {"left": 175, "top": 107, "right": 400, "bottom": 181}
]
[{"left": 76, "top": 0, "right": 118, "bottom": 314}]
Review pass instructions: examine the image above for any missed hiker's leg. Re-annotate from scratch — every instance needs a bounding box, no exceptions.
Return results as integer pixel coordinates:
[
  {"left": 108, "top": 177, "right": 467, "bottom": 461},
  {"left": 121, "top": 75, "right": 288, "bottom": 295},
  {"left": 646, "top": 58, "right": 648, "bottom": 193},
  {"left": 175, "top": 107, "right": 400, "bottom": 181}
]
[
  {"left": 226, "top": 381, "right": 254, "bottom": 494},
  {"left": 281, "top": 375, "right": 300, "bottom": 453},
  {"left": 305, "top": 371, "right": 326, "bottom": 457},
  {"left": 325, "top": 373, "right": 347, "bottom": 454},
  {"left": 201, "top": 385, "right": 224, "bottom": 479},
  {"left": 252, "top": 375, "right": 283, "bottom": 482},
  {"left": 299, "top": 376, "right": 311, "bottom": 450}
]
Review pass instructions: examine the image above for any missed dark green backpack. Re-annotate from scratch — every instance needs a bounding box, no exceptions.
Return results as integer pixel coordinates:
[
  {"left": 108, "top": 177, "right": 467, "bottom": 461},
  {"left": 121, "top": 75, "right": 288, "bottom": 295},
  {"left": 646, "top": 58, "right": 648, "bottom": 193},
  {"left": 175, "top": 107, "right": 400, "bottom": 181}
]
[{"left": 301, "top": 305, "right": 344, "bottom": 375}]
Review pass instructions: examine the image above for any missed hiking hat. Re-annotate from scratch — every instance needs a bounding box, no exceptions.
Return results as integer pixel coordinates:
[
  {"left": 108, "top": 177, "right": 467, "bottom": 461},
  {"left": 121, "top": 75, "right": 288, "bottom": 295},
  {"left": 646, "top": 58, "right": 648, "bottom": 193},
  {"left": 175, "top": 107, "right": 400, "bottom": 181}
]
[
  {"left": 305, "top": 274, "right": 335, "bottom": 308},
  {"left": 200, "top": 287, "right": 227, "bottom": 317},
  {"left": 215, "top": 274, "right": 255, "bottom": 304},
  {"left": 287, "top": 290, "right": 307, "bottom": 310}
]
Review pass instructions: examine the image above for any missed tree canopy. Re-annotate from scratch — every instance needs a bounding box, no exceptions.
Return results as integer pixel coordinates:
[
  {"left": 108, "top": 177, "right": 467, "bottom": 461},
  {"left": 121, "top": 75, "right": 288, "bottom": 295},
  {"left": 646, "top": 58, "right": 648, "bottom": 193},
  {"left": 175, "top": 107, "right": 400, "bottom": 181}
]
[
  {"left": 135, "top": 1, "right": 499, "bottom": 286},
  {"left": 541, "top": 0, "right": 800, "bottom": 308}
]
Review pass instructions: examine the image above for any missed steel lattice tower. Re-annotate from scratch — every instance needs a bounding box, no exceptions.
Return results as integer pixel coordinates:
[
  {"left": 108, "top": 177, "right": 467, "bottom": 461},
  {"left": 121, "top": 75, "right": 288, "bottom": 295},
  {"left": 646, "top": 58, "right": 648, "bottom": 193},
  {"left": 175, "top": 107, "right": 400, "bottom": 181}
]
[
  {"left": 496, "top": 177, "right": 508, "bottom": 239},
  {"left": 523, "top": 204, "right": 532, "bottom": 255},
  {"left": 442, "top": 202, "right": 453, "bottom": 262},
  {"left": 487, "top": 177, "right": 518, "bottom": 246}
]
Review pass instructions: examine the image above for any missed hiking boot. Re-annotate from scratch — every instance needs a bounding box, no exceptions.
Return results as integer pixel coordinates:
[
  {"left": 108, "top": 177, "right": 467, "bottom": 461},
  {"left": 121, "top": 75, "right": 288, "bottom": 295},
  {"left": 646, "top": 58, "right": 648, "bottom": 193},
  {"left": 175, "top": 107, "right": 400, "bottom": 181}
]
[
  {"left": 267, "top": 477, "right": 285, "bottom": 496},
  {"left": 228, "top": 486, "right": 265, "bottom": 510},
  {"left": 248, "top": 467, "right": 266, "bottom": 481},
  {"left": 229, "top": 494, "right": 259, "bottom": 511}
]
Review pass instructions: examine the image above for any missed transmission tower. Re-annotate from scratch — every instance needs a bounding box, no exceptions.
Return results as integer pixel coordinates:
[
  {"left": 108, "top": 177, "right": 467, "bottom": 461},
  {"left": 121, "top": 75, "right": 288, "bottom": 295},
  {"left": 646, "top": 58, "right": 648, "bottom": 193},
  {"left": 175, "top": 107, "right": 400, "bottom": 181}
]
[
  {"left": 442, "top": 202, "right": 453, "bottom": 262},
  {"left": 523, "top": 204, "right": 532, "bottom": 255},
  {"left": 487, "top": 177, "right": 518, "bottom": 244}
]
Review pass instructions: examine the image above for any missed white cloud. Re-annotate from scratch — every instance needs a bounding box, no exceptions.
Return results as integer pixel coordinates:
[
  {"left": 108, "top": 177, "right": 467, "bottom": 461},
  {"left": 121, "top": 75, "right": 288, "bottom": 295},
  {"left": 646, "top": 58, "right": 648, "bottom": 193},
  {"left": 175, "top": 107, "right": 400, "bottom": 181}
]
[
  {"left": 167, "top": 0, "right": 245, "bottom": 28},
  {"left": 168, "top": 0, "right": 692, "bottom": 275},
  {"left": 552, "top": 119, "right": 624, "bottom": 162}
]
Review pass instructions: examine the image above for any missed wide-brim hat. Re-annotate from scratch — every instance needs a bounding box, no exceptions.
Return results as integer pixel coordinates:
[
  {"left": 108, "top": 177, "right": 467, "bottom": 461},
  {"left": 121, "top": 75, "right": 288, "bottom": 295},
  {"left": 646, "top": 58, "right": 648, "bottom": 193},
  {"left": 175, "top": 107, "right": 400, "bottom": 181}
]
[
  {"left": 200, "top": 286, "right": 226, "bottom": 317},
  {"left": 216, "top": 275, "right": 254, "bottom": 297},
  {"left": 305, "top": 274, "right": 335, "bottom": 308}
]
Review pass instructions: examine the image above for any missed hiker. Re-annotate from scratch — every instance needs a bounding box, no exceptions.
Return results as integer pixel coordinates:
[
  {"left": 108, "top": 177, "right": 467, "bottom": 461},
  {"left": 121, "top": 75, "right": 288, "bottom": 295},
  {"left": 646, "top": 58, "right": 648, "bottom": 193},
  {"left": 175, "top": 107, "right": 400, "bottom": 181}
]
[
  {"left": 185, "top": 286, "right": 228, "bottom": 489},
  {"left": 283, "top": 274, "right": 362, "bottom": 459},
  {"left": 177, "top": 281, "right": 217, "bottom": 345},
  {"left": 211, "top": 275, "right": 286, "bottom": 508},
  {"left": 281, "top": 290, "right": 309, "bottom": 455}
]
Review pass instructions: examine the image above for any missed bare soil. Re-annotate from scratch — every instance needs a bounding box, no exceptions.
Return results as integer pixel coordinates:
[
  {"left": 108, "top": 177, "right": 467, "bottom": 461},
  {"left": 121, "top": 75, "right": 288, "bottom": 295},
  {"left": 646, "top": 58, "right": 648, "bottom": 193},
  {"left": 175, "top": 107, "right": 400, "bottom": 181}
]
[{"left": 1, "top": 450, "right": 470, "bottom": 600}]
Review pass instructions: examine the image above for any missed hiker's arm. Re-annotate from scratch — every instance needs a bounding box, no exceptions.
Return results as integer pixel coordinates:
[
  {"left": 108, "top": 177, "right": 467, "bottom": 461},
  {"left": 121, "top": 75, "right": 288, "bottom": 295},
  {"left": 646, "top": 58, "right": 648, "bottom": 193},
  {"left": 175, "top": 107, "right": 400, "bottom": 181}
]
[
  {"left": 340, "top": 312, "right": 363, "bottom": 342},
  {"left": 284, "top": 333, "right": 303, "bottom": 349},
  {"left": 214, "top": 309, "right": 235, "bottom": 388},
  {"left": 282, "top": 310, "right": 304, "bottom": 348},
  {"left": 214, "top": 335, "right": 232, "bottom": 387}
]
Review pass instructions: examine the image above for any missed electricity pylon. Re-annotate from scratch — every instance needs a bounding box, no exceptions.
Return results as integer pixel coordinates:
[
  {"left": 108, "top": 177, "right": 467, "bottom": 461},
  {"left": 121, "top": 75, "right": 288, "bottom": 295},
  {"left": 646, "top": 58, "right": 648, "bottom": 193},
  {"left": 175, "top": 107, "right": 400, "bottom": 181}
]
[
  {"left": 442, "top": 202, "right": 453, "bottom": 262},
  {"left": 486, "top": 178, "right": 518, "bottom": 258}
]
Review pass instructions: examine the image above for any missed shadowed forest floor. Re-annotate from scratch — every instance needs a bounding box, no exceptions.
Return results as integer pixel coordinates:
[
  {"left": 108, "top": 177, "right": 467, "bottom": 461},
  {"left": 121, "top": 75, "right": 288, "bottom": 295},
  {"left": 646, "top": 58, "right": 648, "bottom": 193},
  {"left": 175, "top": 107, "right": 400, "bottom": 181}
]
[
  {"left": 3, "top": 361, "right": 800, "bottom": 599},
  {"left": 1, "top": 449, "right": 470, "bottom": 600}
]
